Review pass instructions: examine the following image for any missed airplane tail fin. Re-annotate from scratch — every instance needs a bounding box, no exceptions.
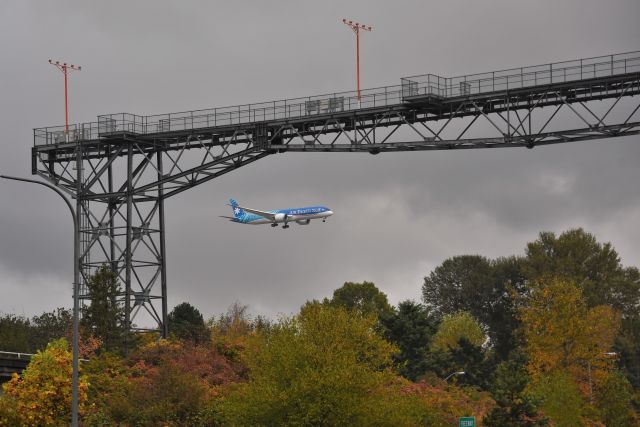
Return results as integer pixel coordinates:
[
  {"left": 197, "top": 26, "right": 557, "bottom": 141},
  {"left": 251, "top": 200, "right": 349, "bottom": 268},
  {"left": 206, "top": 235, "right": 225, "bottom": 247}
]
[{"left": 229, "top": 198, "right": 245, "bottom": 220}]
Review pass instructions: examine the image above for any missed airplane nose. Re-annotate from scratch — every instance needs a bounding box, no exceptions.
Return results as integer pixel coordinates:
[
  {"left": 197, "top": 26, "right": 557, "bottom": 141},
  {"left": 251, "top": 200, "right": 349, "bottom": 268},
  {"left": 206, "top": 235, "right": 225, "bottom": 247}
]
[{"left": 326, "top": 210, "right": 333, "bottom": 216}]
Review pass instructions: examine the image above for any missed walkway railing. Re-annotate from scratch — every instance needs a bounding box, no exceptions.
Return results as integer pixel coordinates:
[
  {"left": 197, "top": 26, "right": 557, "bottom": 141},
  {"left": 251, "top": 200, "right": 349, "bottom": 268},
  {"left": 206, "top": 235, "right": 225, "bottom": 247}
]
[
  {"left": 0, "top": 351, "right": 33, "bottom": 360},
  {"left": 401, "top": 51, "right": 640, "bottom": 98},
  {"left": 34, "top": 51, "right": 640, "bottom": 146}
]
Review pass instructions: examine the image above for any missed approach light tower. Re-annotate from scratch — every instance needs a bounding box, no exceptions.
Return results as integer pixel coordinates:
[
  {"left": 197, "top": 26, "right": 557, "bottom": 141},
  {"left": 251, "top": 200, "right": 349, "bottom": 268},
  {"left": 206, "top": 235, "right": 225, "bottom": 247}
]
[
  {"left": 49, "top": 59, "right": 82, "bottom": 136},
  {"left": 342, "top": 19, "right": 372, "bottom": 102}
]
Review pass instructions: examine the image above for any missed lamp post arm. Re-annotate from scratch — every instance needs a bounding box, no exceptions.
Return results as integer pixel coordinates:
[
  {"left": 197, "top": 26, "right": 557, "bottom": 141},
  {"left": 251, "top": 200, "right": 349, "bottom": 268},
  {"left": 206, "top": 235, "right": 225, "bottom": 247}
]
[
  {"left": 0, "top": 174, "right": 80, "bottom": 427},
  {"left": 444, "top": 371, "right": 465, "bottom": 382},
  {"left": 0, "top": 175, "right": 77, "bottom": 227}
]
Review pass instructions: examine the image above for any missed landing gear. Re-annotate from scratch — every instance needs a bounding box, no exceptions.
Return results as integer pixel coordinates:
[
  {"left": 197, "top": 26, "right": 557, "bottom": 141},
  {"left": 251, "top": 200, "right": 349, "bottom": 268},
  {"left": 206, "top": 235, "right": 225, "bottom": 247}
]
[
  {"left": 271, "top": 223, "right": 278, "bottom": 227},
  {"left": 282, "top": 223, "right": 290, "bottom": 229},
  {"left": 322, "top": 218, "right": 326, "bottom": 223}
]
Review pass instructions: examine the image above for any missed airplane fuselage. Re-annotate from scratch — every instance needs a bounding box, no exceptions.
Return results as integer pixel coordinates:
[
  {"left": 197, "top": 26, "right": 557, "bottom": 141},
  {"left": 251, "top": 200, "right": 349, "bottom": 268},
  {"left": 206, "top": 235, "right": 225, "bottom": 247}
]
[
  {"left": 226, "top": 199, "right": 333, "bottom": 228},
  {"left": 226, "top": 199, "right": 333, "bottom": 227},
  {"left": 243, "top": 207, "right": 332, "bottom": 225}
]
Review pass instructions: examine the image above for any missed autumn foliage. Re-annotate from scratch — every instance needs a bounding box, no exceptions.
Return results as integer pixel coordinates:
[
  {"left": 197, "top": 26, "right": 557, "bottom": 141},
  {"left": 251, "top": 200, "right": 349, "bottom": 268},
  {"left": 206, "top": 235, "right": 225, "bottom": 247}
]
[
  {"left": 0, "top": 228, "right": 638, "bottom": 425},
  {"left": 400, "top": 381, "right": 495, "bottom": 426},
  {"left": 0, "top": 339, "right": 88, "bottom": 426},
  {"left": 520, "top": 277, "right": 620, "bottom": 394}
]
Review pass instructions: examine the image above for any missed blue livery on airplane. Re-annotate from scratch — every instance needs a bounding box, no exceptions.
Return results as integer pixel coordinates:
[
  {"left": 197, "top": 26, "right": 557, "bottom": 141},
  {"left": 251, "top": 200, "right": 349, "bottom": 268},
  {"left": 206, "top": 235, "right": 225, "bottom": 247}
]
[{"left": 222, "top": 199, "right": 333, "bottom": 229}]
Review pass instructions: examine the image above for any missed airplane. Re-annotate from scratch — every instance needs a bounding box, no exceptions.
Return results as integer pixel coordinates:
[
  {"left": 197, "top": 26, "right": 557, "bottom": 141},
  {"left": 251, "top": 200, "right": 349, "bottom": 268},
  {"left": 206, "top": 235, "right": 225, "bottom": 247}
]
[{"left": 222, "top": 199, "right": 333, "bottom": 229}]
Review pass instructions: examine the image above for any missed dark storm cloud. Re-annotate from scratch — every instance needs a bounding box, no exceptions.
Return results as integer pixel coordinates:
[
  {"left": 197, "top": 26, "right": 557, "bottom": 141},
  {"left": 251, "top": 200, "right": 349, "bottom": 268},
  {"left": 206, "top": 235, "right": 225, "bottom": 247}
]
[{"left": 1, "top": 0, "right": 639, "bottom": 320}]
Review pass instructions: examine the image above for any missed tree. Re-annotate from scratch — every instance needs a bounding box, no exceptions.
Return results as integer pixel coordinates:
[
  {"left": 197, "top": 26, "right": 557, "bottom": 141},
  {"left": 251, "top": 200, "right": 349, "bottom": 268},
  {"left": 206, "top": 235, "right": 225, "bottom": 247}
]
[
  {"left": 484, "top": 352, "right": 548, "bottom": 426},
  {"left": 109, "top": 360, "right": 210, "bottom": 425},
  {"left": 0, "top": 308, "right": 72, "bottom": 354},
  {"left": 524, "top": 228, "right": 640, "bottom": 313},
  {"left": 422, "top": 255, "right": 527, "bottom": 359},
  {"left": 427, "top": 312, "right": 489, "bottom": 388},
  {"left": 0, "top": 313, "right": 32, "bottom": 353},
  {"left": 325, "top": 281, "right": 395, "bottom": 320},
  {"left": 130, "top": 339, "right": 245, "bottom": 388},
  {"left": 420, "top": 336, "right": 495, "bottom": 391},
  {"left": 380, "top": 300, "right": 439, "bottom": 380},
  {"left": 208, "top": 302, "right": 269, "bottom": 368},
  {"left": 611, "top": 268, "right": 640, "bottom": 390},
  {"left": 422, "top": 255, "right": 495, "bottom": 318},
  {"left": 0, "top": 339, "right": 88, "bottom": 426},
  {"left": 530, "top": 371, "right": 586, "bottom": 427},
  {"left": 30, "top": 307, "right": 72, "bottom": 351},
  {"left": 519, "top": 277, "right": 620, "bottom": 394},
  {"left": 401, "top": 381, "right": 495, "bottom": 427},
  {"left": 595, "top": 370, "right": 636, "bottom": 426},
  {"left": 209, "top": 301, "right": 261, "bottom": 340},
  {"left": 89, "top": 339, "right": 242, "bottom": 425},
  {"left": 168, "top": 302, "right": 209, "bottom": 344},
  {"left": 81, "top": 351, "right": 132, "bottom": 425},
  {"left": 446, "top": 338, "right": 497, "bottom": 390},
  {"left": 220, "top": 304, "right": 434, "bottom": 425},
  {"left": 81, "top": 265, "right": 126, "bottom": 352},
  {"left": 614, "top": 315, "right": 640, "bottom": 388},
  {"left": 430, "top": 311, "right": 485, "bottom": 352},
  {"left": 487, "top": 256, "right": 528, "bottom": 358},
  {"left": 525, "top": 229, "right": 640, "bottom": 393}
]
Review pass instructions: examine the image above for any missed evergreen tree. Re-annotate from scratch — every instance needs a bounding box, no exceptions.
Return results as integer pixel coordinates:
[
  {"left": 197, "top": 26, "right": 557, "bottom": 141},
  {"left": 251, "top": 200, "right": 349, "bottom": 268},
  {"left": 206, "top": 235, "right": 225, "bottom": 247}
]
[
  {"left": 484, "top": 352, "right": 548, "bottom": 426},
  {"left": 380, "top": 300, "right": 439, "bottom": 380},
  {"left": 81, "top": 265, "right": 126, "bottom": 353},
  {"left": 168, "top": 302, "right": 209, "bottom": 344}
]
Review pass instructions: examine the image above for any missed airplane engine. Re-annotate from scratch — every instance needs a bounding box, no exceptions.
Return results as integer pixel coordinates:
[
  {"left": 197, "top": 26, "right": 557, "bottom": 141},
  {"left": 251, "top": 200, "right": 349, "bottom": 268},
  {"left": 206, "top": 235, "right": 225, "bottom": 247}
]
[
  {"left": 274, "top": 213, "right": 288, "bottom": 222},
  {"left": 296, "top": 219, "right": 311, "bottom": 225}
]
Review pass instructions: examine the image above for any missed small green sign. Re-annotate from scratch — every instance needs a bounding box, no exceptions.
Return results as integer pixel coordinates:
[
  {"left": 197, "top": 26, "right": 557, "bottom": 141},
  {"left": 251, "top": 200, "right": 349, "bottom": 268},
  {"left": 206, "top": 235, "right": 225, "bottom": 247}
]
[{"left": 459, "top": 416, "right": 475, "bottom": 427}]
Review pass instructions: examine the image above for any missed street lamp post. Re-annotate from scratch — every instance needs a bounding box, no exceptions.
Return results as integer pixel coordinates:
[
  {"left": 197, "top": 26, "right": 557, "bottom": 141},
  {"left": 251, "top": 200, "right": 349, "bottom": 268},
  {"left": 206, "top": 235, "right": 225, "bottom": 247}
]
[
  {"left": 0, "top": 175, "right": 80, "bottom": 427},
  {"left": 445, "top": 371, "right": 466, "bottom": 382}
]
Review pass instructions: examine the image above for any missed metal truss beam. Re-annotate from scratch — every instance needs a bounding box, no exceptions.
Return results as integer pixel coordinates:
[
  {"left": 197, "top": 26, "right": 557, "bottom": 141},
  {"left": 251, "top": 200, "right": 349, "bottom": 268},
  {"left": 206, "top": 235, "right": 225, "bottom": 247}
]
[{"left": 29, "top": 53, "right": 640, "bottom": 334}]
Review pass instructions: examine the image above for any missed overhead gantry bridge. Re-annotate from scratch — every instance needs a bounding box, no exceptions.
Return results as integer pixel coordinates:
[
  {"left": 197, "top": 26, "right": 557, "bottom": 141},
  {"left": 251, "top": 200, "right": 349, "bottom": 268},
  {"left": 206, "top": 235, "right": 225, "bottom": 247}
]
[{"left": 31, "top": 51, "right": 640, "bottom": 335}]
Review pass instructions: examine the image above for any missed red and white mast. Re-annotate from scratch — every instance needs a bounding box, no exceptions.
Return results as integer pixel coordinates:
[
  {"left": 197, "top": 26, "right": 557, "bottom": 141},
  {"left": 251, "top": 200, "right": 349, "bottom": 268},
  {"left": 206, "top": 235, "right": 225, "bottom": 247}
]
[
  {"left": 49, "top": 59, "right": 82, "bottom": 135},
  {"left": 342, "top": 19, "right": 372, "bottom": 102}
]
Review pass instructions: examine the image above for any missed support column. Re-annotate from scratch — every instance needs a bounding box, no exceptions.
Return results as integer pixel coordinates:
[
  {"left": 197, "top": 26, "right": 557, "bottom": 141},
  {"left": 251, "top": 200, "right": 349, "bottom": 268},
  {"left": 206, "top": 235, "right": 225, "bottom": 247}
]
[
  {"left": 157, "top": 151, "right": 168, "bottom": 338},
  {"left": 108, "top": 162, "right": 118, "bottom": 274},
  {"left": 73, "top": 141, "right": 82, "bottom": 427},
  {"left": 75, "top": 142, "right": 83, "bottom": 292},
  {"left": 124, "top": 144, "right": 133, "bottom": 342}
]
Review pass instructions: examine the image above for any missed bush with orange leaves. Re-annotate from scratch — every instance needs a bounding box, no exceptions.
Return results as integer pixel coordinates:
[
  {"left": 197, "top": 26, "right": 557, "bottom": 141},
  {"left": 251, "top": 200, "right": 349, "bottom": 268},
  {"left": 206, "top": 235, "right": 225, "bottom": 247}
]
[
  {"left": 400, "top": 380, "right": 495, "bottom": 426},
  {"left": 84, "top": 339, "right": 244, "bottom": 425},
  {"left": 0, "top": 338, "right": 88, "bottom": 426}
]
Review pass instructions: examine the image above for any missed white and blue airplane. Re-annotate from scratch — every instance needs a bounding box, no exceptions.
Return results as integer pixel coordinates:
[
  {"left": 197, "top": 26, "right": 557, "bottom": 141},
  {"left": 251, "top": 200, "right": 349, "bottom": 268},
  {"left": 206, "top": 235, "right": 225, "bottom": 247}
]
[{"left": 222, "top": 199, "right": 333, "bottom": 229}]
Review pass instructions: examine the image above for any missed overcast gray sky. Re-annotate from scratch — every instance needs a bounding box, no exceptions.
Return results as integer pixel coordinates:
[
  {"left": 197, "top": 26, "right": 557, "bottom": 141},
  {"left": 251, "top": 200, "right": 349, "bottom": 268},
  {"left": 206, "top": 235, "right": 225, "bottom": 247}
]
[{"left": 0, "top": 0, "right": 639, "bottom": 322}]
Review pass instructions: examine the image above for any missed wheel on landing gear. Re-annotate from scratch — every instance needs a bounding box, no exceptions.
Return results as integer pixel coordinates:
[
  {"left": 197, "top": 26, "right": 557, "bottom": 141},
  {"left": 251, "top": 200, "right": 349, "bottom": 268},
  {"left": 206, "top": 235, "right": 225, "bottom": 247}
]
[
  {"left": 271, "top": 223, "right": 278, "bottom": 227},
  {"left": 282, "top": 224, "right": 290, "bottom": 229}
]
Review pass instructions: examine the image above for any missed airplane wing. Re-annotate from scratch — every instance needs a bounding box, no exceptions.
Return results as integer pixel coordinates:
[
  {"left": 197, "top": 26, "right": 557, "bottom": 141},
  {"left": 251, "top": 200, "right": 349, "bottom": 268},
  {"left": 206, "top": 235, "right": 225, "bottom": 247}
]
[
  {"left": 218, "top": 215, "right": 238, "bottom": 221},
  {"left": 239, "top": 206, "right": 277, "bottom": 221}
]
